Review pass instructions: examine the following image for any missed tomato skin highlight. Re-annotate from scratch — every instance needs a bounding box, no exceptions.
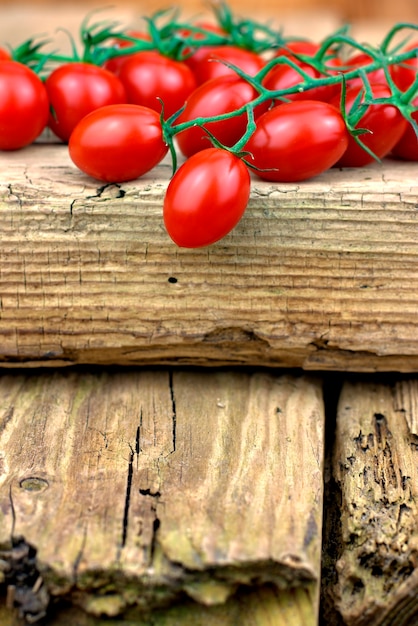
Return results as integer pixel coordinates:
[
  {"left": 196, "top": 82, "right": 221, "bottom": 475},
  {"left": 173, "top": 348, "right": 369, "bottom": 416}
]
[
  {"left": 176, "top": 75, "right": 268, "bottom": 157},
  {"left": 68, "top": 104, "right": 168, "bottom": 183},
  {"left": 118, "top": 51, "right": 197, "bottom": 118},
  {"left": 0, "top": 60, "right": 49, "bottom": 150},
  {"left": 164, "top": 148, "right": 250, "bottom": 248},
  {"left": 330, "top": 83, "right": 408, "bottom": 167},
  {"left": 45, "top": 62, "right": 127, "bottom": 142},
  {"left": 244, "top": 100, "right": 349, "bottom": 182}
]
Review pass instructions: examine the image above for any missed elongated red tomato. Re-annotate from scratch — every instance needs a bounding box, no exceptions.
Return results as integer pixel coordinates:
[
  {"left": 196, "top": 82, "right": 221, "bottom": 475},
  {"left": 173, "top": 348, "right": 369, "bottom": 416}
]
[
  {"left": 274, "top": 39, "right": 320, "bottom": 59},
  {"left": 191, "top": 45, "right": 265, "bottom": 85},
  {"left": 164, "top": 148, "right": 250, "bottom": 247},
  {"left": 104, "top": 31, "right": 151, "bottom": 75},
  {"left": 330, "top": 83, "right": 408, "bottom": 167},
  {"left": 175, "top": 74, "right": 268, "bottom": 157},
  {"left": 69, "top": 104, "right": 168, "bottom": 182},
  {"left": 45, "top": 62, "right": 127, "bottom": 142},
  {"left": 0, "top": 60, "right": 49, "bottom": 150},
  {"left": 244, "top": 100, "right": 349, "bottom": 182},
  {"left": 391, "top": 98, "right": 418, "bottom": 161},
  {"left": 390, "top": 42, "right": 418, "bottom": 91},
  {"left": 263, "top": 60, "right": 340, "bottom": 103},
  {"left": 180, "top": 21, "right": 226, "bottom": 75},
  {"left": 343, "top": 52, "right": 388, "bottom": 89},
  {"left": 118, "top": 51, "right": 197, "bottom": 118}
]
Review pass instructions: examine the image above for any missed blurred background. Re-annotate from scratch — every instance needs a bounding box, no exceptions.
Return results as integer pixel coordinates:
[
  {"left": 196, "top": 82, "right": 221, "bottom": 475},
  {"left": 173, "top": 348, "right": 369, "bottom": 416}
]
[{"left": 0, "top": 0, "right": 417, "bottom": 53}]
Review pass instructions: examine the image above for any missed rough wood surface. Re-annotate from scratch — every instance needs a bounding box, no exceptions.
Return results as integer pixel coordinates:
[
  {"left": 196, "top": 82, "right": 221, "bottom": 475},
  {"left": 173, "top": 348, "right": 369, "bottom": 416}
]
[
  {"left": 1, "top": 145, "right": 418, "bottom": 371},
  {"left": 326, "top": 378, "right": 418, "bottom": 625},
  {"left": 0, "top": 370, "right": 324, "bottom": 623}
]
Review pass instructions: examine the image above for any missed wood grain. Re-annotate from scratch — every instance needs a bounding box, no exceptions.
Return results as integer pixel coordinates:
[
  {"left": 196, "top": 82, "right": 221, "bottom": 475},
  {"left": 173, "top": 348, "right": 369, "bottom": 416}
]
[
  {"left": 327, "top": 378, "right": 418, "bottom": 626},
  {"left": 0, "top": 370, "right": 324, "bottom": 622},
  {"left": 1, "top": 145, "right": 418, "bottom": 371}
]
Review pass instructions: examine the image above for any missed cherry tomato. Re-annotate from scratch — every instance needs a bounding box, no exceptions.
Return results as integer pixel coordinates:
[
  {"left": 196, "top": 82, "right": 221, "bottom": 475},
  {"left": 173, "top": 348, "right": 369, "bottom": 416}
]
[
  {"left": 180, "top": 21, "right": 226, "bottom": 75},
  {"left": 343, "top": 52, "right": 388, "bottom": 89},
  {"left": 45, "top": 62, "right": 127, "bottom": 142},
  {"left": 263, "top": 60, "right": 340, "bottom": 103},
  {"left": 164, "top": 147, "right": 250, "bottom": 247},
  {"left": 175, "top": 74, "right": 268, "bottom": 157},
  {"left": 0, "top": 48, "right": 11, "bottom": 60},
  {"left": 330, "top": 83, "right": 408, "bottom": 167},
  {"left": 191, "top": 45, "right": 265, "bottom": 85},
  {"left": 273, "top": 40, "right": 342, "bottom": 71},
  {"left": 104, "top": 31, "right": 152, "bottom": 75},
  {"left": 68, "top": 104, "right": 168, "bottom": 182},
  {"left": 391, "top": 98, "right": 418, "bottom": 161},
  {"left": 0, "top": 60, "right": 49, "bottom": 150},
  {"left": 243, "top": 100, "right": 349, "bottom": 182},
  {"left": 274, "top": 39, "right": 321, "bottom": 60},
  {"left": 390, "top": 42, "right": 418, "bottom": 91},
  {"left": 118, "top": 51, "right": 197, "bottom": 118}
]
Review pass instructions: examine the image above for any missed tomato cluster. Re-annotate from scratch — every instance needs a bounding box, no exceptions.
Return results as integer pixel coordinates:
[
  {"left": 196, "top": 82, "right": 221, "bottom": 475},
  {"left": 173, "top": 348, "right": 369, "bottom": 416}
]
[{"left": 0, "top": 5, "right": 417, "bottom": 248}]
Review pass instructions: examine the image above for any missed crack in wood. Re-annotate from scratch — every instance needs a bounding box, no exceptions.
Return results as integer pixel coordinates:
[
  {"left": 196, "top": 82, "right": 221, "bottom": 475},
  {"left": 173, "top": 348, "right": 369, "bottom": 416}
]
[
  {"left": 121, "top": 446, "right": 134, "bottom": 549},
  {"left": 169, "top": 371, "right": 176, "bottom": 453}
]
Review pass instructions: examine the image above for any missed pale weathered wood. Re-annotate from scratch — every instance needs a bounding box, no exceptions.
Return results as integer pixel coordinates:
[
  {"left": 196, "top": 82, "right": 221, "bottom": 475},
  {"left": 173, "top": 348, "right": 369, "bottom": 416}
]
[
  {"left": 326, "top": 378, "right": 418, "bottom": 626},
  {"left": 1, "top": 145, "right": 418, "bottom": 371},
  {"left": 0, "top": 370, "right": 324, "bottom": 623}
]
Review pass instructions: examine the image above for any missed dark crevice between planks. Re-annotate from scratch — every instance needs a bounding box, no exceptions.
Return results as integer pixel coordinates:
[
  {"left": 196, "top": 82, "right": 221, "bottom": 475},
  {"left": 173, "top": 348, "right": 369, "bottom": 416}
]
[
  {"left": 319, "top": 373, "right": 346, "bottom": 626},
  {"left": 0, "top": 538, "right": 49, "bottom": 624}
]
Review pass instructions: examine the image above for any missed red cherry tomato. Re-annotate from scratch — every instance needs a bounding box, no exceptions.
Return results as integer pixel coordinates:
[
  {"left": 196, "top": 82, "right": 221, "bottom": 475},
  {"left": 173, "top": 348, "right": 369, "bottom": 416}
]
[
  {"left": 263, "top": 60, "right": 340, "bottom": 103},
  {"left": 274, "top": 39, "right": 321, "bottom": 59},
  {"left": 104, "top": 31, "right": 152, "bottom": 75},
  {"left": 45, "top": 62, "right": 127, "bottom": 143},
  {"left": 243, "top": 100, "right": 349, "bottom": 182},
  {"left": 390, "top": 42, "right": 418, "bottom": 91},
  {"left": 180, "top": 21, "right": 226, "bottom": 75},
  {"left": 391, "top": 98, "right": 418, "bottom": 161},
  {"left": 0, "top": 48, "right": 11, "bottom": 60},
  {"left": 164, "top": 147, "right": 250, "bottom": 248},
  {"left": 343, "top": 52, "right": 388, "bottom": 89},
  {"left": 191, "top": 45, "right": 265, "bottom": 85},
  {"left": 175, "top": 74, "right": 268, "bottom": 157},
  {"left": 0, "top": 60, "right": 49, "bottom": 150},
  {"left": 330, "top": 83, "right": 408, "bottom": 167},
  {"left": 68, "top": 104, "right": 168, "bottom": 182},
  {"left": 118, "top": 51, "right": 197, "bottom": 118}
]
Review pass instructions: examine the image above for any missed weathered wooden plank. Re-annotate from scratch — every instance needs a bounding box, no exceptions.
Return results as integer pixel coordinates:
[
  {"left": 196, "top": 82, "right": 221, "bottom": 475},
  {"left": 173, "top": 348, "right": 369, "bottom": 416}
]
[
  {"left": 0, "top": 370, "right": 324, "bottom": 623},
  {"left": 325, "top": 378, "right": 418, "bottom": 626},
  {"left": 1, "top": 145, "right": 418, "bottom": 371}
]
